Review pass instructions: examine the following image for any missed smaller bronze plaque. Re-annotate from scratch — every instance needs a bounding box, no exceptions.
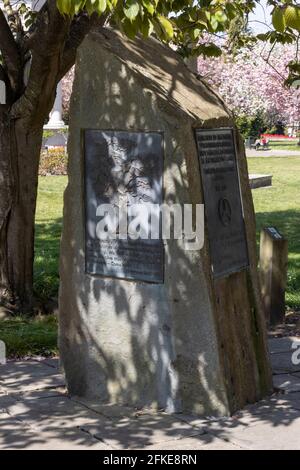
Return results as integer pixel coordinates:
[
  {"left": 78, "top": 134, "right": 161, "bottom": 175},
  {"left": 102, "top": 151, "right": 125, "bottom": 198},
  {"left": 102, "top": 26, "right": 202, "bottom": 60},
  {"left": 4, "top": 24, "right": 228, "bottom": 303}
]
[{"left": 195, "top": 128, "right": 249, "bottom": 278}]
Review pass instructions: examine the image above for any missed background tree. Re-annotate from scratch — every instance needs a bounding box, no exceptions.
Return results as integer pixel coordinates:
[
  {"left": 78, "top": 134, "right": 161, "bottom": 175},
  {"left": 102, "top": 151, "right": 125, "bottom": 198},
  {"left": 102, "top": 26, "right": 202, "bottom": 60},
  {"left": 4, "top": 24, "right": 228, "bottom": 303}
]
[
  {"left": 198, "top": 41, "right": 300, "bottom": 138},
  {"left": 0, "top": 0, "right": 300, "bottom": 311}
]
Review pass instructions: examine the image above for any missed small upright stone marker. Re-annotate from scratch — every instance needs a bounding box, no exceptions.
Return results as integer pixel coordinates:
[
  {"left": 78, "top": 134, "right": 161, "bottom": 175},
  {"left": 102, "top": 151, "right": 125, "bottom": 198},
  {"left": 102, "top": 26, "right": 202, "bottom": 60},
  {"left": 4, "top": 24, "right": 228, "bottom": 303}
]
[{"left": 260, "top": 227, "right": 288, "bottom": 326}]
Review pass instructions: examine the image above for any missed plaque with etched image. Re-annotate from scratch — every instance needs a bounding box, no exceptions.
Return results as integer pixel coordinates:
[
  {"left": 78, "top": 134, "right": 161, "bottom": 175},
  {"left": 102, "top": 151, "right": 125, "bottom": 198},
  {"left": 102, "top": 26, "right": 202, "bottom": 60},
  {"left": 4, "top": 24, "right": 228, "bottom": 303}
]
[
  {"left": 195, "top": 128, "right": 249, "bottom": 278},
  {"left": 84, "top": 130, "right": 164, "bottom": 283}
]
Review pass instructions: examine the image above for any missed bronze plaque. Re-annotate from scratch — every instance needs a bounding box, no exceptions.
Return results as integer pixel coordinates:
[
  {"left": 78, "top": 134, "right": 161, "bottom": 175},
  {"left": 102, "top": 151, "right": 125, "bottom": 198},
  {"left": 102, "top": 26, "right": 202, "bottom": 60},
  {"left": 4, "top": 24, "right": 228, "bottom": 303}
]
[
  {"left": 195, "top": 128, "right": 249, "bottom": 278},
  {"left": 84, "top": 130, "right": 164, "bottom": 283}
]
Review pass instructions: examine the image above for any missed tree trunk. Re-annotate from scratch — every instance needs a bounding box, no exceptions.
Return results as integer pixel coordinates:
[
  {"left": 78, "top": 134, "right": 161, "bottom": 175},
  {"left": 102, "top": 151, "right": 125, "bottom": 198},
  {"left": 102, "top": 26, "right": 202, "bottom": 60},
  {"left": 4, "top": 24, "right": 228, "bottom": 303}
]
[
  {"left": 0, "top": 106, "right": 43, "bottom": 312},
  {"left": 0, "top": 106, "right": 13, "bottom": 304},
  {"left": 0, "top": 4, "right": 99, "bottom": 312}
]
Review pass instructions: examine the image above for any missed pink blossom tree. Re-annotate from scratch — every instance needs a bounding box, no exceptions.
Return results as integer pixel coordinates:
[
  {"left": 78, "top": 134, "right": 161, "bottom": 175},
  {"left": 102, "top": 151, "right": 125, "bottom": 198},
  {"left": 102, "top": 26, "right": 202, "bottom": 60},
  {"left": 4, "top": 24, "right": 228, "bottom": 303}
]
[{"left": 198, "top": 42, "right": 300, "bottom": 126}]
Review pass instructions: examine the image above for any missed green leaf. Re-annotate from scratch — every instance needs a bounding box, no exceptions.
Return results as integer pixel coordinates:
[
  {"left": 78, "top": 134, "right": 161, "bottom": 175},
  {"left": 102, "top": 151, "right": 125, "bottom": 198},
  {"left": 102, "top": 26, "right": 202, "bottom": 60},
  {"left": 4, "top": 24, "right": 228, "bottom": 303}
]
[
  {"left": 272, "top": 7, "right": 285, "bottom": 33},
  {"left": 140, "top": 17, "right": 154, "bottom": 38},
  {"left": 57, "top": 0, "right": 71, "bottom": 15},
  {"left": 74, "top": 0, "right": 86, "bottom": 15},
  {"left": 194, "top": 43, "right": 222, "bottom": 58},
  {"left": 121, "top": 18, "right": 139, "bottom": 38},
  {"left": 124, "top": 0, "right": 140, "bottom": 21},
  {"left": 96, "top": 0, "right": 107, "bottom": 14},
  {"left": 157, "top": 14, "right": 174, "bottom": 40},
  {"left": 284, "top": 5, "right": 300, "bottom": 32},
  {"left": 142, "top": 0, "right": 155, "bottom": 16}
]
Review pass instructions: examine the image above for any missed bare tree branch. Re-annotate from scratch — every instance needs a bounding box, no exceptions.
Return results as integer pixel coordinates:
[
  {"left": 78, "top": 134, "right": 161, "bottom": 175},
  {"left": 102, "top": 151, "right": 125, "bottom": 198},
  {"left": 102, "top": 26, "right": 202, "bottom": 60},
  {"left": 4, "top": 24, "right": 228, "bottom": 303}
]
[{"left": 0, "top": 8, "right": 21, "bottom": 93}]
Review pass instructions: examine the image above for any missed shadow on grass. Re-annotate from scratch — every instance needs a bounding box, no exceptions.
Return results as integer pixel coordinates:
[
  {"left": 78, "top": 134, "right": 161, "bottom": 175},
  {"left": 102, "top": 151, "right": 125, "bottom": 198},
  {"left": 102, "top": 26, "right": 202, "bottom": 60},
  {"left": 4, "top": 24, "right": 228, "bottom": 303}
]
[
  {"left": 255, "top": 209, "right": 300, "bottom": 310},
  {"left": 34, "top": 217, "right": 63, "bottom": 302}
]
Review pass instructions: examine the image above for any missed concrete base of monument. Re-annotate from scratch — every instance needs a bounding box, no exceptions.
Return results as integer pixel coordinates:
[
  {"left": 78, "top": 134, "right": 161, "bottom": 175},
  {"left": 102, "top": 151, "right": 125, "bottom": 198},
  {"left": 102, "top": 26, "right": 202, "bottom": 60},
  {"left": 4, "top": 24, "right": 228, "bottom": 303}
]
[{"left": 59, "top": 29, "right": 272, "bottom": 418}]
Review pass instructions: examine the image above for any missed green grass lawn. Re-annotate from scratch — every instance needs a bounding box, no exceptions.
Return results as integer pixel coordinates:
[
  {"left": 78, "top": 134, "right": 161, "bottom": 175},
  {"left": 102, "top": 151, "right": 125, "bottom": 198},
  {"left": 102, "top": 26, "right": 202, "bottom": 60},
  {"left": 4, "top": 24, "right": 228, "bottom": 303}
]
[
  {"left": 0, "top": 315, "right": 58, "bottom": 358},
  {"left": 269, "top": 141, "right": 300, "bottom": 151},
  {"left": 248, "top": 157, "right": 300, "bottom": 309},
  {"left": 34, "top": 176, "right": 67, "bottom": 300}
]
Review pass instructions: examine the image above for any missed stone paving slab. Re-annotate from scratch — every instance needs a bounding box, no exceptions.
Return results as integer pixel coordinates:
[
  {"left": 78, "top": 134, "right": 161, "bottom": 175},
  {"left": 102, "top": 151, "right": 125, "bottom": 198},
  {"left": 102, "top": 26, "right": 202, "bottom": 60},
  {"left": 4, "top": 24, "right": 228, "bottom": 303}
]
[
  {"left": 268, "top": 337, "right": 300, "bottom": 354},
  {"left": 1, "top": 339, "right": 300, "bottom": 450},
  {"left": 143, "top": 434, "right": 242, "bottom": 450},
  {"left": 0, "top": 360, "right": 65, "bottom": 393},
  {"left": 81, "top": 413, "right": 205, "bottom": 450},
  {"left": 270, "top": 351, "right": 300, "bottom": 374},
  {"left": 70, "top": 396, "right": 142, "bottom": 420},
  {"left": 31, "top": 357, "right": 60, "bottom": 369},
  {"left": 0, "top": 410, "right": 111, "bottom": 450},
  {"left": 214, "top": 415, "right": 300, "bottom": 450},
  {"left": 273, "top": 374, "right": 300, "bottom": 393},
  {"left": 2, "top": 392, "right": 112, "bottom": 432}
]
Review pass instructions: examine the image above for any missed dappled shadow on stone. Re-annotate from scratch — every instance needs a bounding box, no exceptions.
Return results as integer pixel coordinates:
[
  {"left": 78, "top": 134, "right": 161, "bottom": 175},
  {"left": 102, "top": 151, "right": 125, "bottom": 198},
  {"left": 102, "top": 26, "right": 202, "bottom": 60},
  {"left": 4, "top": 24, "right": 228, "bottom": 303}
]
[
  {"left": 0, "top": 360, "right": 64, "bottom": 394},
  {"left": 1, "top": 358, "right": 300, "bottom": 449},
  {"left": 59, "top": 28, "right": 237, "bottom": 417}
]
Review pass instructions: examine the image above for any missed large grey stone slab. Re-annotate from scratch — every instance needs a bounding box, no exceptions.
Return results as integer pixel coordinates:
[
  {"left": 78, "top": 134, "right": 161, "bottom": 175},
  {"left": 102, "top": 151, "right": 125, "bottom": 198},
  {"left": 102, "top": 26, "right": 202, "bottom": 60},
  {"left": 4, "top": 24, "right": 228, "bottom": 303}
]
[
  {"left": 273, "top": 374, "right": 300, "bottom": 393},
  {"left": 59, "top": 24, "right": 271, "bottom": 419},
  {"left": 268, "top": 337, "right": 300, "bottom": 354},
  {"left": 81, "top": 413, "right": 204, "bottom": 450},
  {"left": 0, "top": 361, "right": 65, "bottom": 393}
]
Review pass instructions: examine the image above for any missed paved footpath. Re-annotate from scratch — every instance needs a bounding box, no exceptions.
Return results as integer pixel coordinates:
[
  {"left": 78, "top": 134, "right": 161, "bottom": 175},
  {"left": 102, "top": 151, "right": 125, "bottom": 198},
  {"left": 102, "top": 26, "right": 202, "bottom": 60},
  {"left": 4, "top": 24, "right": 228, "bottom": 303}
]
[{"left": 1, "top": 337, "right": 300, "bottom": 450}]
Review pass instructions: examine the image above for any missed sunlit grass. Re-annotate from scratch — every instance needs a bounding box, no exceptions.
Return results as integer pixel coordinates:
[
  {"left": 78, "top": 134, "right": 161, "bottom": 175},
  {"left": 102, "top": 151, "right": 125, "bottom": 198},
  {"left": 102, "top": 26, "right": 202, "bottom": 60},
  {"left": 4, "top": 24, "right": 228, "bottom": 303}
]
[
  {"left": 248, "top": 157, "right": 300, "bottom": 309},
  {"left": 34, "top": 176, "right": 67, "bottom": 300}
]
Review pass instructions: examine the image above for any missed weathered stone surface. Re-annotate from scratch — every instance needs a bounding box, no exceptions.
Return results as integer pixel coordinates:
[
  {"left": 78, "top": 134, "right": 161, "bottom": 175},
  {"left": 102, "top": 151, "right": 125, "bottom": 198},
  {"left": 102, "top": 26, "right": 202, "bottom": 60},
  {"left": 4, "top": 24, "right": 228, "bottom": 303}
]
[
  {"left": 59, "top": 28, "right": 271, "bottom": 417},
  {"left": 268, "top": 337, "right": 300, "bottom": 354},
  {"left": 144, "top": 434, "right": 243, "bottom": 450},
  {"left": 0, "top": 410, "right": 111, "bottom": 450},
  {"left": 0, "top": 351, "right": 299, "bottom": 450},
  {"left": 3, "top": 392, "right": 110, "bottom": 431},
  {"left": 0, "top": 360, "right": 65, "bottom": 393},
  {"left": 271, "top": 352, "right": 300, "bottom": 374},
  {"left": 273, "top": 374, "right": 300, "bottom": 393},
  {"left": 215, "top": 415, "right": 300, "bottom": 450},
  {"left": 81, "top": 413, "right": 204, "bottom": 450}
]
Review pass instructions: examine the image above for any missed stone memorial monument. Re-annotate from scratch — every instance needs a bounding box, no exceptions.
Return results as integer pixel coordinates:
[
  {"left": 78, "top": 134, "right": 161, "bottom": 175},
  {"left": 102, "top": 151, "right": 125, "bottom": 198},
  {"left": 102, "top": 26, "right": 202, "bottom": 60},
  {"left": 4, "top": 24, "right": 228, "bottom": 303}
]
[{"left": 59, "top": 29, "right": 272, "bottom": 416}]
